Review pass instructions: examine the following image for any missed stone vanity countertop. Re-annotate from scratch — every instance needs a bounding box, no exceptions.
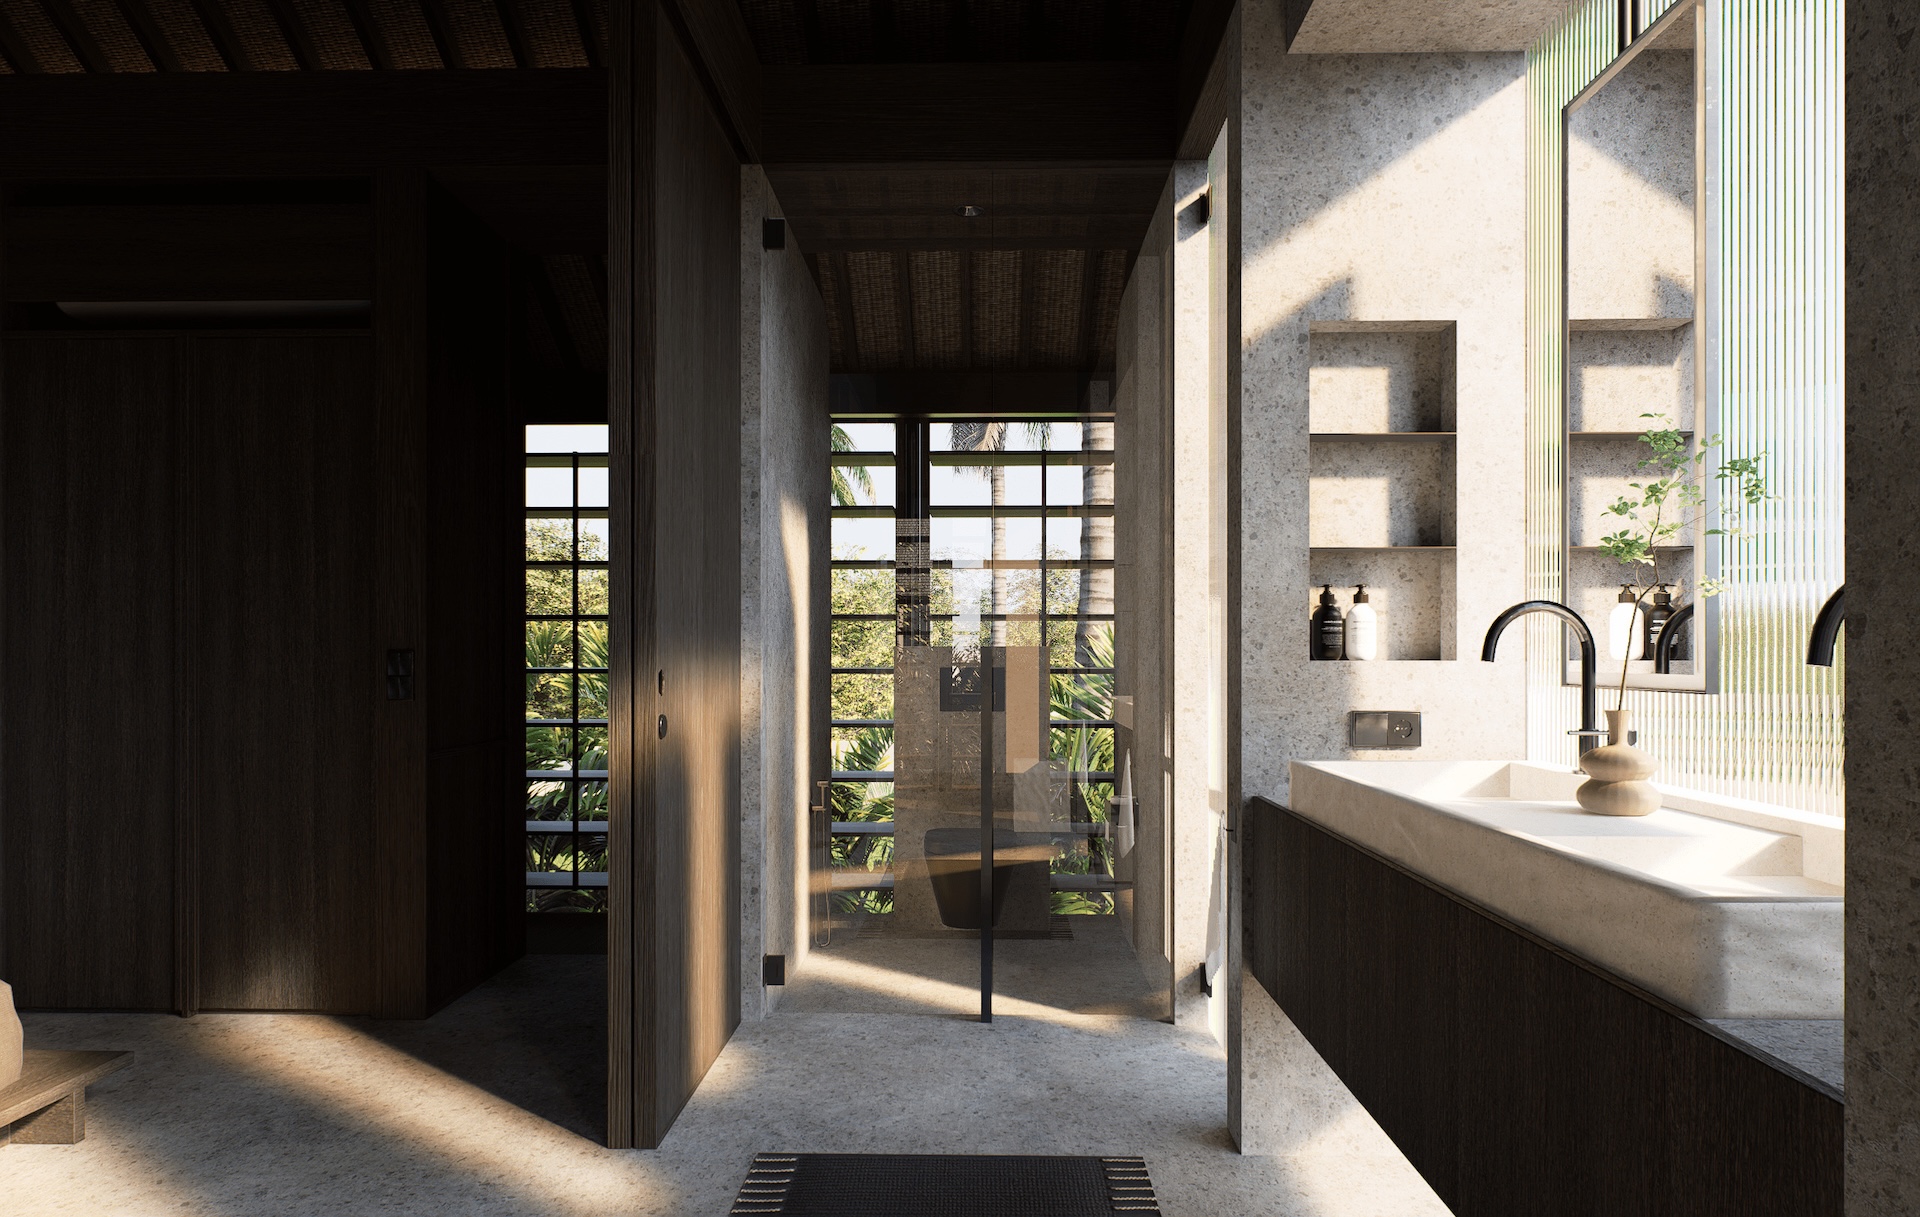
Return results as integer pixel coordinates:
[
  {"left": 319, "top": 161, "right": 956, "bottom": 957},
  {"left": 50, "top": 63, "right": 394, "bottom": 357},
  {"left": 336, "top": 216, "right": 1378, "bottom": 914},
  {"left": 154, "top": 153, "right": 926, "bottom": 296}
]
[{"left": 1285, "top": 760, "right": 1843, "bottom": 1019}]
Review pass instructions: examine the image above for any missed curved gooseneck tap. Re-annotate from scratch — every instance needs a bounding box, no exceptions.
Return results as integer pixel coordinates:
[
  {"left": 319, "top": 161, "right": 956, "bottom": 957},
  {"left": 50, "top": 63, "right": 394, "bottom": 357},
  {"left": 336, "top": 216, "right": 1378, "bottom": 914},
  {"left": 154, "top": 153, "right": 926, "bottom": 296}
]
[
  {"left": 1807, "top": 585, "right": 1845, "bottom": 666},
  {"left": 1482, "top": 600, "right": 1602, "bottom": 754},
  {"left": 1652, "top": 602, "right": 1695, "bottom": 674}
]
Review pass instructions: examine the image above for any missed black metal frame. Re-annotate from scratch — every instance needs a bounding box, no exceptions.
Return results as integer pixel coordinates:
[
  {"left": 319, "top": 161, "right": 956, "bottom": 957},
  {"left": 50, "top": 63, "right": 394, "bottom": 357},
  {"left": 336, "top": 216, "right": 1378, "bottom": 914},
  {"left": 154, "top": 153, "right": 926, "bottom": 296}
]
[{"left": 525, "top": 444, "right": 612, "bottom": 908}]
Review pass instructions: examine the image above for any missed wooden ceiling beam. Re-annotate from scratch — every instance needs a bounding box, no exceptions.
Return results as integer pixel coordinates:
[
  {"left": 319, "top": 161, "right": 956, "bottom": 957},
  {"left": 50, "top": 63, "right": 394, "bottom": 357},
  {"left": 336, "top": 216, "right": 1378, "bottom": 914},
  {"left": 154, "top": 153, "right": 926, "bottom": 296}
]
[
  {"left": 797, "top": 234, "right": 1144, "bottom": 253},
  {"left": 185, "top": 0, "right": 252, "bottom": 70},
  {"left": 37, "top": 0, "right": 117, "bottom": 73},
  {"left": 565, "top": 0, "right": 601, "bottom": 67},
  {"left": 762, "top": 62, "right": 1176, "bottom": 164},
  {"left": 661, "top": 0, "right": 762, "bottom": 161},
  {"left": 0, "top": 11, "right": 48, "bottom": 74},
  {"left": 494, "top": 0, "right": 534, "bottom": 69},
  {"left": 338, "top": 0, "right": 400, "bottom": 70},
  {"left": 260, "top": 0, "right": 326, "bottom": 71},
  {"left": 829, "top": 250, "right": 861, "bottom": 369},
  {"left": 0, "top": 69, "right": 605, "bottom": 177},
  {"left": 893, "top": 250, "right": 915, "bottom": 367},
  {"left": 416, "top": 0, "right": 467, "bottom": 68},
  {"left": 114, "top": 0, "right": 189, "bottom": 72}
]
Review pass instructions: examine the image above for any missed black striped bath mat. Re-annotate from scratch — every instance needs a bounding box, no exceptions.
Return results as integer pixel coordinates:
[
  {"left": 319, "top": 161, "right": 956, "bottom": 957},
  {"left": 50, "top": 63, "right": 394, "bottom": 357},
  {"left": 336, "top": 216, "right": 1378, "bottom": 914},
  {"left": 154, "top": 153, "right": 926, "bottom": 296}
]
[{"left": 730, "top": 1153, "right": 1160, "bottom": 1215}]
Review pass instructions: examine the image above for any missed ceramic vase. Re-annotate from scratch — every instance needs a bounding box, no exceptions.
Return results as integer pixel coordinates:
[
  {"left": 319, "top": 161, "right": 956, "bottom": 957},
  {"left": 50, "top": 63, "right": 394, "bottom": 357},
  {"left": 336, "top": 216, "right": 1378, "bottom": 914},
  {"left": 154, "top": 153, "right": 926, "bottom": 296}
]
[
  {"left": 0, "top": 978, "right": 22, "bottom": 1088},
  {"left": 1576, "top": 709, "right": 1660, "bottom": 817}
]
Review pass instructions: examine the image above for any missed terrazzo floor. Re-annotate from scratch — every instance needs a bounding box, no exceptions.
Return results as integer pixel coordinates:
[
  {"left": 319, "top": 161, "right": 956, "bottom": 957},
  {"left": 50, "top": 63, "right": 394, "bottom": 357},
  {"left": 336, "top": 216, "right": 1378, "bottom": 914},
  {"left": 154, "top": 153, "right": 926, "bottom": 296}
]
[{"left": 1, "top": 951, "right": 1450, "bottom": 1217}]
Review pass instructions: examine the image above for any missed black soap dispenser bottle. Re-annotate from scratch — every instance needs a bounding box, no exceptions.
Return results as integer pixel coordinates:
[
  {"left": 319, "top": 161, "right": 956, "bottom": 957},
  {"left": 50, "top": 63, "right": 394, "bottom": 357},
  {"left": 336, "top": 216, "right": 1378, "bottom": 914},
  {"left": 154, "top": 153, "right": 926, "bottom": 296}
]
[
  {"left": 1643, "top": 584, "right": 1675, "bottom": 659},
  {"left": 1311, "top": 584, "right": 1346, "bottom": 660}
]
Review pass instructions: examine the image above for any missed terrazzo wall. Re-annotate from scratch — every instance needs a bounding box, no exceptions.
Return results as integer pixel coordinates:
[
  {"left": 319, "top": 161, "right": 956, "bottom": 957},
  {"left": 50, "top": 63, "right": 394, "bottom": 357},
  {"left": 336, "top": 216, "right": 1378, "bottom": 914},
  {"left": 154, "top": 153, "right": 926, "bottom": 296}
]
[
  {"left": 1236, "top": 13, "right": 1533, "bottom": 805},
  {"left": 1845, "top": 0, "right": 1920, "bottom": 1207},
  {"left": 739, "top": 167, "right": 830, "bottom": 1019}
]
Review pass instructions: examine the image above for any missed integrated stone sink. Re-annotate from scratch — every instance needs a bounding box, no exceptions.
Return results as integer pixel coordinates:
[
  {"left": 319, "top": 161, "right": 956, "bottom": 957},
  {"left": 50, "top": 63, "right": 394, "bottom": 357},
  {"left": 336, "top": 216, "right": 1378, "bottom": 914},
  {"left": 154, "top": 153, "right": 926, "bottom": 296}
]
[{"left": 1288, "top": 760, "right": 1843, "bottom": 1018}]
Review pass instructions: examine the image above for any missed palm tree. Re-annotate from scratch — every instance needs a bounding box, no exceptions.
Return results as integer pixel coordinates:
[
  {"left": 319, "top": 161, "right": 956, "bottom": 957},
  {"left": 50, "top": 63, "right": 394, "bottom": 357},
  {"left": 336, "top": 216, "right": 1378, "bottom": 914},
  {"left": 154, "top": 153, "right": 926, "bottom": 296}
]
[{"left": 830, "top": 423, "right": 873, "bottom": 507}]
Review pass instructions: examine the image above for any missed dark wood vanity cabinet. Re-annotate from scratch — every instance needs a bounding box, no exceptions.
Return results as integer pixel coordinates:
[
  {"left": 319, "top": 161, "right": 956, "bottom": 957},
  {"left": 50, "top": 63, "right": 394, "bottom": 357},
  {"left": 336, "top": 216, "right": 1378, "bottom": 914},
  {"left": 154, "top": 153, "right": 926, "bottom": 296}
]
[{"left": 1244, "top": 797, "right": 1842, "bottom": 1217}]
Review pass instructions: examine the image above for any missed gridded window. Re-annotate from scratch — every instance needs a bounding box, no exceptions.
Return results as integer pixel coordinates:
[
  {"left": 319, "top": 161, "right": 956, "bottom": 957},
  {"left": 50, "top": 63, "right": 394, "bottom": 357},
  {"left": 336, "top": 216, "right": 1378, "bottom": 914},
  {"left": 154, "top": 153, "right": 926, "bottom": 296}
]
[
  {"left": 526, "top": 425, "right": 610, "bottom": 913},
  {"left": 828, "top": 417, "right": 1119, "bottom": 916}
]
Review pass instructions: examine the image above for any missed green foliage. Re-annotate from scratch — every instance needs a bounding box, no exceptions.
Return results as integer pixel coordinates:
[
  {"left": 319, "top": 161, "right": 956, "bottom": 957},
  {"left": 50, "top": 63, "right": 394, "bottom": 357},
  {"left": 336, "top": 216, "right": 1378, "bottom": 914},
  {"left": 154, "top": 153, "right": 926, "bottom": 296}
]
[
  {"left": 830, "top": 423, "right": 875, "bottom": 507},
  {"left": 1598, "top": 414, "right": 1770, "bottom": 705}
]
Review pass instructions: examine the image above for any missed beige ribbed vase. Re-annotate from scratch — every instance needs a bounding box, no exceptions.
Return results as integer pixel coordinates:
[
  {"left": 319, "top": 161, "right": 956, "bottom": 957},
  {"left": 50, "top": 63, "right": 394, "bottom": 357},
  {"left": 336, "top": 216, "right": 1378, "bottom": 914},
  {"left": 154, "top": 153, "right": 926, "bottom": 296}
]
[
  {"left": 0, "top": 978, "right": 22, "bottom": 1088},
  {"left": 1576, "top": 709, "right": 1660, "bottom": 817}
]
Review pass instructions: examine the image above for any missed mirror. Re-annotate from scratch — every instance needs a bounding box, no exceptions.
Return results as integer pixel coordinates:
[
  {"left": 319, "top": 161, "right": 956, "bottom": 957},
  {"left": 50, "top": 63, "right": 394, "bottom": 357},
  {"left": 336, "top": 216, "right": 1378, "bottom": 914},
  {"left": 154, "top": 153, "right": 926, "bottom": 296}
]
[{"left": 1562, "top": 0, "right": 1712, "bottom": 693}]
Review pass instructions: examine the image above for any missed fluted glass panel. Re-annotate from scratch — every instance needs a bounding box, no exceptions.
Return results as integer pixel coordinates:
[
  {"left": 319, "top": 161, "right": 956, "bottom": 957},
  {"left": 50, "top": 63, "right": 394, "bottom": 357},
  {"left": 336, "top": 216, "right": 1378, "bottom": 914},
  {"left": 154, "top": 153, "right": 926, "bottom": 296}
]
[{"left": 1525, "top": 0, "right": 1844, "bottom": 816}]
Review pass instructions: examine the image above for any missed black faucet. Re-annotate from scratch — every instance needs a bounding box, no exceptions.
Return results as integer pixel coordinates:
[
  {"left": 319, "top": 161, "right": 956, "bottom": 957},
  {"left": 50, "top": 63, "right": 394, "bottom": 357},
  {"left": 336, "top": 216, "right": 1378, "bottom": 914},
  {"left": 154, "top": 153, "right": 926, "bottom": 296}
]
[
  {"left": 1652, "top": 601, "right": 1695, "bottom": 674},
  {"left": 1482, "top": 600, "right": 1603, "bottom": 755},
  {"left": 1807, "top": 585, "right": 1845, "bottom": 666}
]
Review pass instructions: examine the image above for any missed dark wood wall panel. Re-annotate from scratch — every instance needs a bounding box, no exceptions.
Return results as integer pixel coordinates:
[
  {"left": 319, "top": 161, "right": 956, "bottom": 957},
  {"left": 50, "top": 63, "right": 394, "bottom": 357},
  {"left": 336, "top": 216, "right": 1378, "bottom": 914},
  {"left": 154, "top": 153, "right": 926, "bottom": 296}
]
[
  {"left": 1243, "top": 799, "right": 1843, "bottom": 1217},
  {"left": 3, "top": 206, "right": 372, "bottom": 302},
  {"left": 649, "top": 11, "right": 744, "bottom": 1141},
  {"left": 422, "top": 190, "right": 520, "bottom": 1011},
  {"left": 0, "top": 71, "right": 605, "bottom": 178},
  {"left": 195, "top": 336, "right": 375, "bottom": 1013},
  {"left": 605, "top": 0, "right": 657, "bottom": 1148},
  {"left": 607, "top": 0, "right": 744, "bottom": 1149},
  {"left": 0, "top": 335, "right": 183, "bottom": 1010}
]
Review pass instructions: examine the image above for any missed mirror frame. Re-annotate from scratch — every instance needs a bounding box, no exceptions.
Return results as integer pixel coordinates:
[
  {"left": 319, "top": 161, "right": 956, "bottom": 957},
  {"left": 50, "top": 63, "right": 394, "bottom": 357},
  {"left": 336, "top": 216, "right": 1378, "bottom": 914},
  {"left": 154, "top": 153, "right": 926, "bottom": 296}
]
[{"left": 1559, "top": 0, "right": 1720, "bottom": 695}]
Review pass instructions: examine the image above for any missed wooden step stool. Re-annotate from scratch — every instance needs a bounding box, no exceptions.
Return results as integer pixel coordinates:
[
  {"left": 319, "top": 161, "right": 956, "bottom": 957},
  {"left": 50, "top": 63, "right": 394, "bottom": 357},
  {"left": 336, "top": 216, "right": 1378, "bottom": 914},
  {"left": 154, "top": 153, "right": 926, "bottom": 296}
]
[{"left": 0, "top": 1050, "right": 131, "bottom": 1145}]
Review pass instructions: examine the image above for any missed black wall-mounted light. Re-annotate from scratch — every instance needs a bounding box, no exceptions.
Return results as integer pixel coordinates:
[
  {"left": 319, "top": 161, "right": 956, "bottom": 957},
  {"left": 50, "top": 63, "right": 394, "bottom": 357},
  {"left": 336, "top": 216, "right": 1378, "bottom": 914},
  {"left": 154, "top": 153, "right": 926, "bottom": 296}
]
[{"left": 957, "top": 204, "right": 984, "bottom": 218}]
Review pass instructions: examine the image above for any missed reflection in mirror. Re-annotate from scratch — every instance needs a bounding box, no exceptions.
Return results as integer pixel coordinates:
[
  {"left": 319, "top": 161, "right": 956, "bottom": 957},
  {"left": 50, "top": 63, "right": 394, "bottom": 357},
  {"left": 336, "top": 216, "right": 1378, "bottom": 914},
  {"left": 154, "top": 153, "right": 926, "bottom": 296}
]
[{"left": 1563, "top": 1, "right": 1709, "bottom": 692}]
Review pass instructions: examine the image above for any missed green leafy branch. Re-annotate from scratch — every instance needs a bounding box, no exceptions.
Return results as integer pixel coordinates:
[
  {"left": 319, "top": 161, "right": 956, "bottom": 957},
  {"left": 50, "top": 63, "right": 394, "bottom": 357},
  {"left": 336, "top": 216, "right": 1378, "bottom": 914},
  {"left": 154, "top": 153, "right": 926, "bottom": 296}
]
[{"left": 1596, "top": 413, "right": 1769, "bottom": 708}]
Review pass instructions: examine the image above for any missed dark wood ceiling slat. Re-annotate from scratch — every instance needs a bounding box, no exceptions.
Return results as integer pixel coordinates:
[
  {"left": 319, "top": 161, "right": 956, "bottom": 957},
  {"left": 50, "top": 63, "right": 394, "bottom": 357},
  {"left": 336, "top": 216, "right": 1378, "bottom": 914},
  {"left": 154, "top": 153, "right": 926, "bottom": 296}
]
[
  {"left": 185, "top": 0, "right": 259, "bottom": 68},
  {"left": 112, "top": 0, "right": 188, "bottom": 69},
  {"left": 282, "top": 0, "right": 374, "bottom": 69},
  {"left": 1074, "top": 243, "right": 1099, "bottom": 370},
  {"left": 1016, "top": 248, "right": 1037, "bottom": 371},
  {"left": 893, "top": 248, "right": 915, "bottom": 367},
  {"left": 491, "top": 0, "right": 530, "bottom": 67},
  {"left": 335, "top": 0, "right": 397, "bottom": 67},
  {"left": 958, "top": 245, "right": 973, "bottom": 367},
  {"left": 36, "top": 0, "right": 119, "bottom": 72},
  {"left": 0, "top": 11, "right": 57, "bottom": 73},
  {"left": 829, "top": 251, "right": 862, "bottom": 370},
  {"left": 132, "top": 0, "right": 229, "bottom": 69},
  {"left": 563, "top": 0, "right": 598, "bottom": 66},
  {"left": 413, "top": 0, "right": 465, "bottom": 67},
  {"left": 260, "top": 0, "right": 323, "bottom": 68}
]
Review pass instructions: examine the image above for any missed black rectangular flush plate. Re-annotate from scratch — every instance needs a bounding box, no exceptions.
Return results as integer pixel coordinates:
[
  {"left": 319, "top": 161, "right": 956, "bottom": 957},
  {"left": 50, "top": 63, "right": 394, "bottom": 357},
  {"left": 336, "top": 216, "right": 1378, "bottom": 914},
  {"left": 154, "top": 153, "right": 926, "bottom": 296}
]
[
  {"left": 762, "top": 217, "right": 787, "bottom": 250},
  {"left": 1349, "top": 710, "right": 1421, "bottom": 748},
  {"left": 763, "top": 954, "right": 786, "bottom": 986}
]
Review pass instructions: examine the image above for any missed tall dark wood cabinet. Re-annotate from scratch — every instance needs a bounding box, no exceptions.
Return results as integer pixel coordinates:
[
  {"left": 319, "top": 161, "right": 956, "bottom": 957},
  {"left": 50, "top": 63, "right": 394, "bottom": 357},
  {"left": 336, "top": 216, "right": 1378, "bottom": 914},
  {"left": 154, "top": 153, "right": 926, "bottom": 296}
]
[
  {"left": 0, "top": 335, "right": 188, "bottom": 1012},
  {"left": 192, "top": 336, "right": 377, "bottom": 1013},
  {"left": 0, "top": 193, "right": 521, "bottom": 1016}
]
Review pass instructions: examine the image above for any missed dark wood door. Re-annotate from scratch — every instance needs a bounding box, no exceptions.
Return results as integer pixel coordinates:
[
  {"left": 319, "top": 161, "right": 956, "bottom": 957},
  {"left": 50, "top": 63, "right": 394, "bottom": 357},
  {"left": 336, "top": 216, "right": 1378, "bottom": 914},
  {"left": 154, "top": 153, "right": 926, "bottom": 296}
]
[
  {"left": 0, "top": 335, "right": 187, "bottom": 1011},
  {"left": 193, "top": 335, "right": 375, "bottom": 1013}
]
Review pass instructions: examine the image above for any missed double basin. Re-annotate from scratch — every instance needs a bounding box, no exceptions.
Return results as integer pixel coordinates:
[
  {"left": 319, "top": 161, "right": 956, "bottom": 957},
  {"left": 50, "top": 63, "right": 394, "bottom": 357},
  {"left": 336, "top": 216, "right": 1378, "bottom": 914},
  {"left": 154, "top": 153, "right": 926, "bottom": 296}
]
[{"left": 1288, "top": 760, "right": 1843, "bottom": 1018}]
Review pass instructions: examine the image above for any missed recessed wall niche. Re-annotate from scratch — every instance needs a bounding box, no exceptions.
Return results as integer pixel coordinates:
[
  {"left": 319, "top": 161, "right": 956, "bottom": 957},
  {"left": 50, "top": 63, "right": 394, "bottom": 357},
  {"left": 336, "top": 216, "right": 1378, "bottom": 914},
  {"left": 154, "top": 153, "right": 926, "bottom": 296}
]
[{"left": 1306, "top": 321, "right": 1458, "bottom": 661}]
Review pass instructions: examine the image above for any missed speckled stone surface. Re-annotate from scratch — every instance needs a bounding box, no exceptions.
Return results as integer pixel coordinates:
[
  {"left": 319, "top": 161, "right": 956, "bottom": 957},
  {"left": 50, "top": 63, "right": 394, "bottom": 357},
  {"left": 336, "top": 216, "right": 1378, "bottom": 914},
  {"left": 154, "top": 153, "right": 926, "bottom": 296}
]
[
  {"left": 738, "top": 167, "right": 830, "bottom": 1019},
  {"left": 1845, "top": 0, "right": 1920, "bottom": 1209},
  {"left": 1289, "top": 0, "right": 1570, "bottom": 53},
  {"left": 1237, "top": 21, "right": 1530, "bottom": 798},
  {"left": 1566, "top": 49, "right": 1695, "bottom": 323},
  {"left": 1, "top": 955, "right": 1450, "bottom": 1217},
  {"left": 1707, "top": 1019, "right": 1844, "bottom": 1094},
  {"left": 1112, "top": 178, "right": 1178, "bottom": 1014}
]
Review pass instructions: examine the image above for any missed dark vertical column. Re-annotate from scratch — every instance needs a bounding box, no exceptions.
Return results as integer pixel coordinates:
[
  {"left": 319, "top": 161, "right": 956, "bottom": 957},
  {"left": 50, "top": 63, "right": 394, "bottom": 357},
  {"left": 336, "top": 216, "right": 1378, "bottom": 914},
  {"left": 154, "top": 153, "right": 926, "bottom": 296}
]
[
  {"left": 605, "top": 0, "right": 659, "bottom": 1150},
  {"left": 372, "top": 169, "right": 431, "bottom": 1019},
  {"left": 1845, "top": 0, "right": 1920, "bottom": 1207}
]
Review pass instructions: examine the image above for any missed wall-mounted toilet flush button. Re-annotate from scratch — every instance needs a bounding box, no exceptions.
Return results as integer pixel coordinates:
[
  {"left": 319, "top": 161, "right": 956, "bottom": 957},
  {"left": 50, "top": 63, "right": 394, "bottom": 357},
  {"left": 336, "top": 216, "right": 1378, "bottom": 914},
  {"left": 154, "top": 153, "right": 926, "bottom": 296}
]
[{"left": 1349, "top": 711, "right": 1422, "bottom": 749}]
